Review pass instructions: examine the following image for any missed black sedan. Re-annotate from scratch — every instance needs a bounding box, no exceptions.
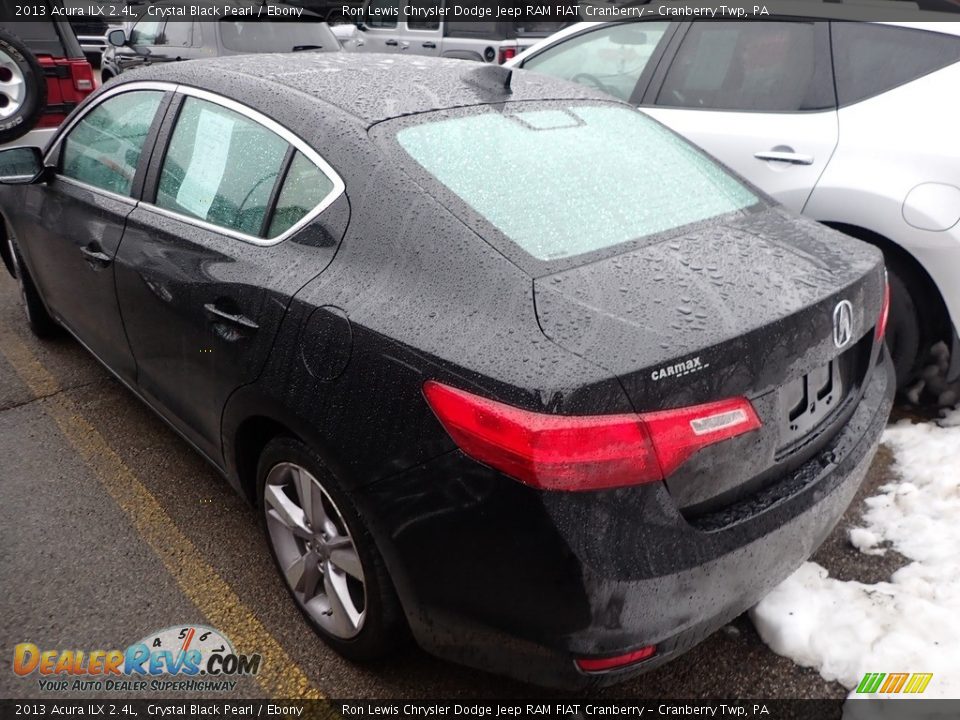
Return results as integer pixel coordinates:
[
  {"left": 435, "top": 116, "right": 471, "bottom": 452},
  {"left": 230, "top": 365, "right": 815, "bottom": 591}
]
[{"left": 0, "top": 54, "right": 894, "bottom": 687}]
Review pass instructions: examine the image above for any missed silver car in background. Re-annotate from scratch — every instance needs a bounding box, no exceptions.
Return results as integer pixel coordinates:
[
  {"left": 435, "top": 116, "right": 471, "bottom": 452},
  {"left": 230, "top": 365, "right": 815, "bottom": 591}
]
[{"left": 510, "top": 17, "right": 960, "bottom": 393}]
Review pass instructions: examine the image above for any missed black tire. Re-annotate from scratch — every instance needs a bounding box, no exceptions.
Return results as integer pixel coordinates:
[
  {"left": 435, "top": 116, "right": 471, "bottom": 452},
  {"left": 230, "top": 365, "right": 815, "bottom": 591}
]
[
  {"left": 7, "top": 234, "right": 58, "bottom": 338},
  {"left": 885, "top": 263, "right": 922, "bottom": 390},
  {"left": 0, "top": 28, "right": 47, "bottom": 145},
  {"left": 256, "top": 436, "right": 406, "bottom": 661}
]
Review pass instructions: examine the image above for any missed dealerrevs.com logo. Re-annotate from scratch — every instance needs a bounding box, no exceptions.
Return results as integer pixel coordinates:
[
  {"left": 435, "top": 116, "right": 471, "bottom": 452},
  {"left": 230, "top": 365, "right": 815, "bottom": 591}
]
[{"left": 13, "top": 625, "right": 261, "bottom": 693}]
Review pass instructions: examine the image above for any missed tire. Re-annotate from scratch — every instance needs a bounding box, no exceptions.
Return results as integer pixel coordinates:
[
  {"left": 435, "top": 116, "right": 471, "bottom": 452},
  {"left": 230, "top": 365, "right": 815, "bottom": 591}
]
[
  {"left": 7, "top": 233, "right": 58, "bottom": 338},
  {"left": 257, "top": 436, "right": 405, "bottom": 661},
  {"left": 0, "top": 28, "right": 47, "bottom": 145},
  {"left": 884, "top": 263, "right": 922, "bottom": 390}
]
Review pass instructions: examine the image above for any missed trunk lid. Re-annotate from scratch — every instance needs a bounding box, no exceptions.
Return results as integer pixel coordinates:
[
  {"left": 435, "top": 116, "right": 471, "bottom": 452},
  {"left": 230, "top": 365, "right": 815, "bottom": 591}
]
[{"left": 533, "top": 208, "right": 886, "bottom": 513}]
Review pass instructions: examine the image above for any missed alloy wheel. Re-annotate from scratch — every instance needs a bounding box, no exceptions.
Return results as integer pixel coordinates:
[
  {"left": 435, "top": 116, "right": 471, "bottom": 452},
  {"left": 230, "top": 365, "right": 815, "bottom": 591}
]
[
  {"left": 263, "top": 462, "right": 366, "bottom": 639},
  {"left": 0, "top": 48, "right": 26, "bottom": 120}
]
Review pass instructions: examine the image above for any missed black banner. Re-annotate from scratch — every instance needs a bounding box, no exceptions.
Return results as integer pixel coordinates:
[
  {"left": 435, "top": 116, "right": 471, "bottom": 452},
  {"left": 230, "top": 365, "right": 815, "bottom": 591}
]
[
  {"left": 0, "top": 1, "right": 958, "bottom": 24},
  {"left": 4, "top": 699, "right": 960, "bottom": 720}
]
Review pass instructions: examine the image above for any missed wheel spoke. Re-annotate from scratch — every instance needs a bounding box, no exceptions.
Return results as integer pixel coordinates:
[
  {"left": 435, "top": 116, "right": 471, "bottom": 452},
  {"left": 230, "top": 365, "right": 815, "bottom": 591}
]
[
  {"left": 289, "top": 466, "right": 314, "bottom": 528},
  {"left": 301, "top": 557, "right": 322, "bottom": 602},
  {"left": 328, "top": 538, "right": 363, "bottom": 581},
  {"left": 324, "top": 563, "right": 361, "bottom": 636},
  {"left": 285, "top": 553, "right": 306, "bottom": 589},
  {"left": 264, "top": 483, "right": 311, "bottom": 538}
]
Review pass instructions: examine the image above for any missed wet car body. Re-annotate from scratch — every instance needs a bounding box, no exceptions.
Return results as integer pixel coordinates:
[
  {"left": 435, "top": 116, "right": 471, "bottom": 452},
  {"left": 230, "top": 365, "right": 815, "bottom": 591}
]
[{"left": 0, "top": 54, "right": 894, "bottom": 687}]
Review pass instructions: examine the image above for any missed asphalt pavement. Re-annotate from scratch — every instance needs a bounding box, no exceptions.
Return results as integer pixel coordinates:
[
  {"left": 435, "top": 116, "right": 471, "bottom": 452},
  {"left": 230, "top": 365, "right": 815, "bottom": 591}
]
[{"left": 0, "top": 273, "right": 910, "bottom": 701}]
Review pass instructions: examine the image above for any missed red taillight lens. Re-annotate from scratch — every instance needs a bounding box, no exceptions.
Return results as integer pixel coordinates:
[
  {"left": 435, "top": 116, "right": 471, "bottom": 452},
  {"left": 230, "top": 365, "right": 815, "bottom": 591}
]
[
  {"left": 498, "top": 47, "right": 517, "bottom": 64},
  {"left": 875, "top": 275, "right": 891, "bottom": 342},
  {"left": 575, "top": 645, "right": 657, "bottom": 673},
  {"left": 423, "top": 381, "right": 761, "bottom": 492},
  {"left": 70, "top": 60, "right": 95, "bottom": 93}
]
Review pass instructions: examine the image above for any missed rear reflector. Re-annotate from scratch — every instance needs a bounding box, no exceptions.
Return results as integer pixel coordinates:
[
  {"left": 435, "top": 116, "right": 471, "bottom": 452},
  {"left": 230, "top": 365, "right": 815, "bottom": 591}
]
[
  {"left": 575, "top": 646, "right": 656, "bottom": 673},
  {"left": 875, "top": 274, "right": 891, "bottom": 342},
  {"left": 423, "top": 381, "right": 760, "bottom": 492}
]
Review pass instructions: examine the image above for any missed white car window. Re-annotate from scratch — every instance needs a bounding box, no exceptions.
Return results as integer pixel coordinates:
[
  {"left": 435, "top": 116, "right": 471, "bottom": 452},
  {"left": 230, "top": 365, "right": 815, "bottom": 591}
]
[{"left": 522, "top": 23, "right": 669, "bottom": 102}]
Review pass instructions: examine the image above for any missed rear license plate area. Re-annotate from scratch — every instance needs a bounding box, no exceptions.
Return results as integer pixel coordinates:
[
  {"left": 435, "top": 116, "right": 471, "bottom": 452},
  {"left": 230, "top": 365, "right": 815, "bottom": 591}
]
[{"left": 776, "top": 357, "right": 851, "bottom": 457}]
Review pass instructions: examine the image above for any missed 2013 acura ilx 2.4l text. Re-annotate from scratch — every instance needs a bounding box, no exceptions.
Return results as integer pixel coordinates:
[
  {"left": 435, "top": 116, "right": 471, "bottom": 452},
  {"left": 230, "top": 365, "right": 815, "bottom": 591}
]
[{"left": 0, "top": 54, "right": 894, "bottom": 687}]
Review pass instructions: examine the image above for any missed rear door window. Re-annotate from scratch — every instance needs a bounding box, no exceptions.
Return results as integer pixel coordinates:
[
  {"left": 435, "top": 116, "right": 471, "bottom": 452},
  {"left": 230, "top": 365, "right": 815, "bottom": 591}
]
[
  {"left": 60, "top": 90, "right": 164, "bottom": 196},
  {"left": 831, "top": 23, "right": 960, "bottom": 106},
  {"left": 130, "top": 19, "right": 163, "bottom": 46},
  {"left": 522, "top": 22, "right": 670, "bottom": 102},
  {"left": 267, "top": 151, "right": 335, "bottom": 238},
  {"left": 218, "top": 20, "right": 339, "bottom": 52},
  {"left": 366, "top": 0, "right": 400, "bottom": 28},
  {"left": 406, "top": 0, "right": 441, "bottom": 31},
  {"left": 656, "top": 22, "right": 834, "bottom": 112},
  {"left": 395, "top": 104, "right": 757, "bottom": 261},
  {"left": 156, "top": 97, "right": 289, "bottom": 237},
  {"left": 160, "top": 20, "right": 193, "bottom": 48}
]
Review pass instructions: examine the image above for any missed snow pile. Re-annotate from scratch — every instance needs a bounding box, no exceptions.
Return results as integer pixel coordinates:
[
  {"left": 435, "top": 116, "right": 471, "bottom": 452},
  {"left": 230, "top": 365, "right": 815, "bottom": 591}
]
[{"left": 750, "top": 406, "right": 960, "bottom": 699}]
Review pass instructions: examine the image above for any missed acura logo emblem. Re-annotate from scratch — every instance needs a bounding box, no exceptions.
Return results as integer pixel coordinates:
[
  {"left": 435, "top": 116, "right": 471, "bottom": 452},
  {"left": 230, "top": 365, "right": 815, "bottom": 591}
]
[{"left": 833, "top": 300, "right": 853, "bottom": 349}]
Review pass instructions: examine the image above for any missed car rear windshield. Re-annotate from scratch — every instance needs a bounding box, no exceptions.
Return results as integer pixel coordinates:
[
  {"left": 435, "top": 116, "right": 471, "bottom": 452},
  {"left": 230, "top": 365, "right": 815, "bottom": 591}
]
[
  {"left": 219, "top": 20, "right": 337, "bottom": 53},
  {"left": 395, "top": 104, "right": 758, "bottom": 261}
]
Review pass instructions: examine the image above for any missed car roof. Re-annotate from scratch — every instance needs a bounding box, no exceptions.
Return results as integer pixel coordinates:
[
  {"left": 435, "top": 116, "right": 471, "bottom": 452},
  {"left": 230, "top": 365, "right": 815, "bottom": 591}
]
[{"left": 113, "top": 53, "right": 622, "bottom": 126}]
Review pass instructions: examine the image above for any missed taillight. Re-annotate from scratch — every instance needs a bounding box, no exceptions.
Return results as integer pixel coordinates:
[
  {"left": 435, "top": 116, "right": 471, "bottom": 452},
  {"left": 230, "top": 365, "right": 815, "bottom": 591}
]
[
  {"left": 70, "top": 60, "right": 95, "bottom": 93},
  {"left": 498, "top": 47, "right": 517, "bottom": 64},
  {"left": 575, "top": 645, "right": 657, "bottom": 673},
  {"left": 875, "top": 274, "right": 891, "bottom": 342},
  {"left": 423, "top": 381, "right": 760, "bottom": 492}
]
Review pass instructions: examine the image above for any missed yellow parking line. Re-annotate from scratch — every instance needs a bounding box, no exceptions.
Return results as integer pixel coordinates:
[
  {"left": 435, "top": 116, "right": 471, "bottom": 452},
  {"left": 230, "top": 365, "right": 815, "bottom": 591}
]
[{"left": 0, "top": 325, "right": 324, "bottom": 700}]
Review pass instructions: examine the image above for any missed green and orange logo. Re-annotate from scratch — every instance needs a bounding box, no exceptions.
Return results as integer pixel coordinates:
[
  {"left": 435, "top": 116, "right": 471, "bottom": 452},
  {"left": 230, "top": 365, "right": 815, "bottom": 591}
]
[{"left": 856, "top": 672, "right": 933, "bottom": 694}]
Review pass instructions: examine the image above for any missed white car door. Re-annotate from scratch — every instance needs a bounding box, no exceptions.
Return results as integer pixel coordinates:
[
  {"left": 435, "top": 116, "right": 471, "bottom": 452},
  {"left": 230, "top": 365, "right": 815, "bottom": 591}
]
[
  {"left": 355, "top": 0, "right": 403, "bottom": 53},
  {"left": 641, "top": 21, "right": 839, "bottom": 214}
]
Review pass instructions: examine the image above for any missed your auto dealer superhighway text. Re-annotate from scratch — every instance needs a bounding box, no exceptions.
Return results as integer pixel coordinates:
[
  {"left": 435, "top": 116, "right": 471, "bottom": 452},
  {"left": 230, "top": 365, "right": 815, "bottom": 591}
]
[{"left": 341, "top": 705, "right": 768, "bottom": 717}]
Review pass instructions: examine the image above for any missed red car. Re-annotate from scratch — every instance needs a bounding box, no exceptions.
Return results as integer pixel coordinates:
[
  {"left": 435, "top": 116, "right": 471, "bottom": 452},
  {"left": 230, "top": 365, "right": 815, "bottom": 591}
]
[{"left": 0, "top": 18, "right": 95, "bottom": 148}]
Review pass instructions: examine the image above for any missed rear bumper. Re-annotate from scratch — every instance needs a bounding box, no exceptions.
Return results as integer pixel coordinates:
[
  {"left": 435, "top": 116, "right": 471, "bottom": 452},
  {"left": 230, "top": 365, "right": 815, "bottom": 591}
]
[{"left": 363, "top": 352, "right": 895, "bottom": 688}]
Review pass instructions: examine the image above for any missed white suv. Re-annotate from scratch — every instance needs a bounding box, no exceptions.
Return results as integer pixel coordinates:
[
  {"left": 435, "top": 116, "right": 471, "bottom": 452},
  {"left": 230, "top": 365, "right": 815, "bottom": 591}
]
[{"left": 510, "top": 18, "right": 960, "bottom": 390}]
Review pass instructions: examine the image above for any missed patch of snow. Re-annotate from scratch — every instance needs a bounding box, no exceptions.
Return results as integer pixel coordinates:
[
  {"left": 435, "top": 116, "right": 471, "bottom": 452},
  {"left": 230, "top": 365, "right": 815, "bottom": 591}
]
[{"left": 750, "top": 406, "right": 960, "bottom": 699}]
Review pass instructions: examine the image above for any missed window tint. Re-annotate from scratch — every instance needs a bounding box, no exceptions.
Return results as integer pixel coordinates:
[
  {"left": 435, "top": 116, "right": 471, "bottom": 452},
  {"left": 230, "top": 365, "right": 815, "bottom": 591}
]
[
  {"left": 267, "top": 152, "right": 335, "bottom": 238},
  {"left": 832, "top": 23, "right": 960, "bottom": 106},
  {"left": 61, "top": 90, "right": 164, "bottom": 196},
  {"left": 406, "top": 0, "right": 440, "bottom": 31},
  {"left": 524, "top": 23, "right": 669, "bottom": 102},
  {"left": 657, "top": 22, "right": 834, "bottom": 112},
  {"left": 219, "top": 20, "right": 338, "bottom": 53},
  {"left": 130, "top": 20, "right": 163, "bottom": 45},
  {"left": 444, "top": 21, "right": 499, "bottom": 38},
  {"left": 366, "top": 0, "right": 400, "bottom": 28},
  {"left": 160, "top": 21, "right": 192, "bottom": 47},
  {"left": 515, "top": 22, "right": 569, "bottom": 38},
  {"left": 396, "top": 105, "right": 757, "bottom": 261},
  {"left": 156, "top": 97, "right": 289, "bottom": 237}
]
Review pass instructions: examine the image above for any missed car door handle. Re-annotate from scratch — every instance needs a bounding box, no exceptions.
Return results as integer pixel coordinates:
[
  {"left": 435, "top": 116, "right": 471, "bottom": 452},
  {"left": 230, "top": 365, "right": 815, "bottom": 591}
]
[
  {"left": 385, "top": 39, "right": 398, "bottom": 46},
  {"left": 754, "top": 150, "right": 815, "bottom": 166},
  {"left": 422, "top": 41, "right": 436, "bottom": 49},
  {"left": 203, "top": 303, "right": 259, "bottom": 331},
  {"left": 80, "top": 245, "right": 112, "bottom": 269}
]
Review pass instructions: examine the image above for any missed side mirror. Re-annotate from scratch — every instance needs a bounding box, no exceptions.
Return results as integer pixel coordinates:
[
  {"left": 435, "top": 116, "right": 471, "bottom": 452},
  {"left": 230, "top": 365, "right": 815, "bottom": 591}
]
[
  {"left": 0, "top": 147, "right": 47, "bottom": 185},
  {"left": 107, "top": 28, "right": 127, "bottom": 47}
]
